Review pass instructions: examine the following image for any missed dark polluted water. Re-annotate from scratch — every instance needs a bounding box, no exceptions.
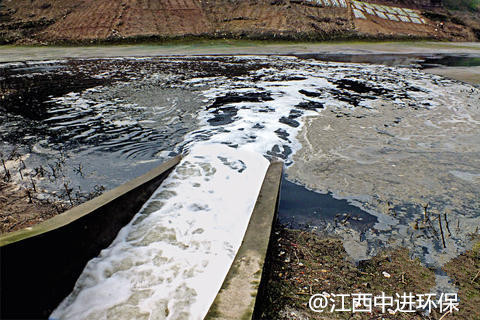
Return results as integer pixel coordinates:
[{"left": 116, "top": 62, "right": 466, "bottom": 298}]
[
  {"left": 278, "top": 177, "right": 377, "bottom": 233},
  {"left": 296, "top": 52, "right": 480, "bottom": 69},
  {"left": 0, "top": 54, "right": 479, "bottom": 318}
]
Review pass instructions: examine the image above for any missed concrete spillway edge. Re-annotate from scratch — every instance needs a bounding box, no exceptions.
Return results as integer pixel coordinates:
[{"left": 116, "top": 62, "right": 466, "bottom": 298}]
[
  {"left": 0, "top": 155, "right": 181, "bottom": 319},
  {"left": 205, "top": 160, "right": 283, "bottom": 320},
  {"left": 0, "top": 155, "right": 181, "bottom": 247}
]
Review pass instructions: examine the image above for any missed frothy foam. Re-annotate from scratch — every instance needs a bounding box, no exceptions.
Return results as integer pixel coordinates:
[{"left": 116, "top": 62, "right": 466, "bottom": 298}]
[
  {"left": 47, "top": 55, "right": 480, "bottom": 318},
  {"left": 50, "top": 144, "right": 269, "bottom": 320}
]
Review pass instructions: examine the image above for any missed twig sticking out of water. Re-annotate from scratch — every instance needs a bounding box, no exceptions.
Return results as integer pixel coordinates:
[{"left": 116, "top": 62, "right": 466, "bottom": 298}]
[
  {"left": 19, "top": 160, "right": 26, "bottom": 180},
  {"left": 439, "top": 310, "right": 451, "bottom": 320},
  {"left": 444, "top": 212, "right": 452, "bottom": 237},
  {"left": 471, "top": 270, "right": 480, "bottom": 284},
  {"left": 30, "top": 177, "right": 36, "bottom": 193},
  {"left": 423, "top": 203, "right": 429, "bottom": 223},
  {"left": 73, "top": 164, "right": 84, "bottom": 177},
  {"left": 1, "top": 158, "right": 10, "bottom": 182},
  {"left": 64, "top": 182, "right": 73, "bottom": 206},
  {"left": 26, "top": 188, "right": 33, "bottom": 204},
  {"left": 438, "top": 213, "right": 446, "bottom": 249},
  {"left": 422, "top": 204, "right": 439, "bottom": 239}
]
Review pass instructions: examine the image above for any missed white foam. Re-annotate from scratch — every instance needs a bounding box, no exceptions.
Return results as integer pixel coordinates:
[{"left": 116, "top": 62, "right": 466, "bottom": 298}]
[
  {"left": 49, "top": 56, "right": 477, "bottom": 319},
  {"left": 180, "top": 68, "right": 328, "bottom": 162},
  {"left": 50, "top": 144, "right": 269, "bottom": 320}
]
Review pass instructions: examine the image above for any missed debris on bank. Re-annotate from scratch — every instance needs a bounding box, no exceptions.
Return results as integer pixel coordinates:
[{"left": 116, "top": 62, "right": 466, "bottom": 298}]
[
  {"left": 0, "top": 149, "right": 104, "bottom": 235},
  {"left": 256, "top": 226, "right": 463, "bottom": 319},
  {"left": 0, "top": 180, "right": 63, "bottom": 234}
]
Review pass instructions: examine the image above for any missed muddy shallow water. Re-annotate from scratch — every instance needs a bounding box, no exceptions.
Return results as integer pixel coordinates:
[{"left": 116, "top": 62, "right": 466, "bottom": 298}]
[{"left": 1, "top": 53, "right": 479, "bottom": 318}]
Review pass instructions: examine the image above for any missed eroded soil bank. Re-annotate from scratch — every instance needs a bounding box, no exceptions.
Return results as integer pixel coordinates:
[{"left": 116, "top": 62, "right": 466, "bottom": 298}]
[
  {"left": 256, "top": 227, "right": 480, "bottom": 319},
  {"left": 0, "top": 180, "right": 64, "bottom": 234},
  {"left": 1, "top": 54, "right": 479, "bottom": 318},
  {"left": 1, "top": 0, "right": 479, "bottom": 44}
]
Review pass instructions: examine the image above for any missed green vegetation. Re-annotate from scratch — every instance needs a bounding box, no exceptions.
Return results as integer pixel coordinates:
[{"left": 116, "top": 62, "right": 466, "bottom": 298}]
[{"left": 444, "top": 0, "right": 480, "bottom": 12}]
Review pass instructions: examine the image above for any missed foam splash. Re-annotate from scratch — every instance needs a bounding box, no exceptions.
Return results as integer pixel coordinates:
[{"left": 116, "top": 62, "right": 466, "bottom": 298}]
[
  {"left": 50, "top": 144, "right": 269, "bottom": 320},
  {"left": 46, "top": 55, "right": 480, "bottom": 318}
]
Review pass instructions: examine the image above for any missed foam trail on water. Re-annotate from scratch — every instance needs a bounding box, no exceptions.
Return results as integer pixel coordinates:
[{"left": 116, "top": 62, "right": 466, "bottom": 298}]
[{"left": 50, "top": 144, "right": 269, "bottom": 320}]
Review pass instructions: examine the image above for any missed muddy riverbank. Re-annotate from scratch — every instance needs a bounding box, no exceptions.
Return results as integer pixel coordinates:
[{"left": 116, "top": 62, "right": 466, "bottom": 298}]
[
  {"left": 256, "top": 226, "right": 480, "bottom": 319},
  {"left": 0, "top": 180, "right": 64, "bottom": 234},
  {"left": 1, "top": 0, "right": 479, "bottom": 45},
  {"left": 1, "top": 41, "right": 480, "bottom": 62},
  {"left": 1, "top": 53, "right": 479, "bottom": 319}
]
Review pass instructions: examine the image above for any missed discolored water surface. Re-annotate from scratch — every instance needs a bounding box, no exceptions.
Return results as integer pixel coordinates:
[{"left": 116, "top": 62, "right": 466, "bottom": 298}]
[{"left": 0, "top": 54, "right": 479, "bottom": 318}]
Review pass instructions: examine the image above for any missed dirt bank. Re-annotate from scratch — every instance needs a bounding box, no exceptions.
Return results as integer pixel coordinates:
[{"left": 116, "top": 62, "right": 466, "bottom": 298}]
[
  {"left": 256, "top": 227, "right": 441, "bottom": 319},
  {"left": 0, "top": 0, "right": 478, "bottom": 44},
  {"left": 443, "top": 240, "right": 480, "bottom": 319},
  {"left": 257, "top": 227, "right": 480, "bottom": 319},
  {"left": 287, "top": 72, "right": 480, "bottom": 266},
  {"left": 0, "top": 180, "right": 65, "bottom": 234}
]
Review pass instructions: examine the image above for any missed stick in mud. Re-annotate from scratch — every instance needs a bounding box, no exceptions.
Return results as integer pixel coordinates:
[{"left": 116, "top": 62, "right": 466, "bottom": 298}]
[
  {"left": 31, "top": 177, "right": 36, "bottom": 192},
  {"left": 444, "top": 212, "right": 452, "bottom": 237},
  {"left": 423, "top": 203, "right": 429, "bottom": 223},
  {"left": 472, "top": 270, "right": 480, "bottom": 284},
  {"left": 438, "top": 213, "right": 446, "bottom": 249},
  {"left": 422, "top": 203, "right": 439, "bottom": 239},
  {"left": 1, "top": 158, "right": 10, "bottom": 181},
  {"left": 64, "top": 182, "right": 73, "bottom": 206},
  {"left": 26, "top": 188, "right": 33, "bottom": 204}
]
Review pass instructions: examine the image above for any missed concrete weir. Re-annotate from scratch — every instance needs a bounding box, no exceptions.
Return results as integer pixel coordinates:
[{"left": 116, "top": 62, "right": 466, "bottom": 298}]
[
  {"left": 205, "top": 160, "right": 283, "bottom": 320},
  {"left": 0, "top": 156, "right": 181, "bottom": 319},
  {"left": 0, "top": 155, "right": 283, "bottom": 320}
]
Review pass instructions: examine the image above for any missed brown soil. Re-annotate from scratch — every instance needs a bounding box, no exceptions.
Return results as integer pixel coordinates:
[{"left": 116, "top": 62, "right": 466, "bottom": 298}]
[
  {"left": 256, "top": 227, "right": 448, "bottom": 319},
  {"left": 353, "top": 11, "right": 476, "bottom": 41},
  {"left": 0, "top": 180, "right": 65, "bottom": 235},
  {"left": 0, "top": 0, "right": 478, "bottom": 44}
]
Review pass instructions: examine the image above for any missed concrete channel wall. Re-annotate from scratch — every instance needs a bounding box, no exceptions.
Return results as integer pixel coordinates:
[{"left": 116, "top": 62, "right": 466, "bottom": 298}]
[
  {"left": 0, "top": 156, "right": 181, "bottom": 319},
  {"left": 205, "top": 160, "right": 283, "bottom": 320}
]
